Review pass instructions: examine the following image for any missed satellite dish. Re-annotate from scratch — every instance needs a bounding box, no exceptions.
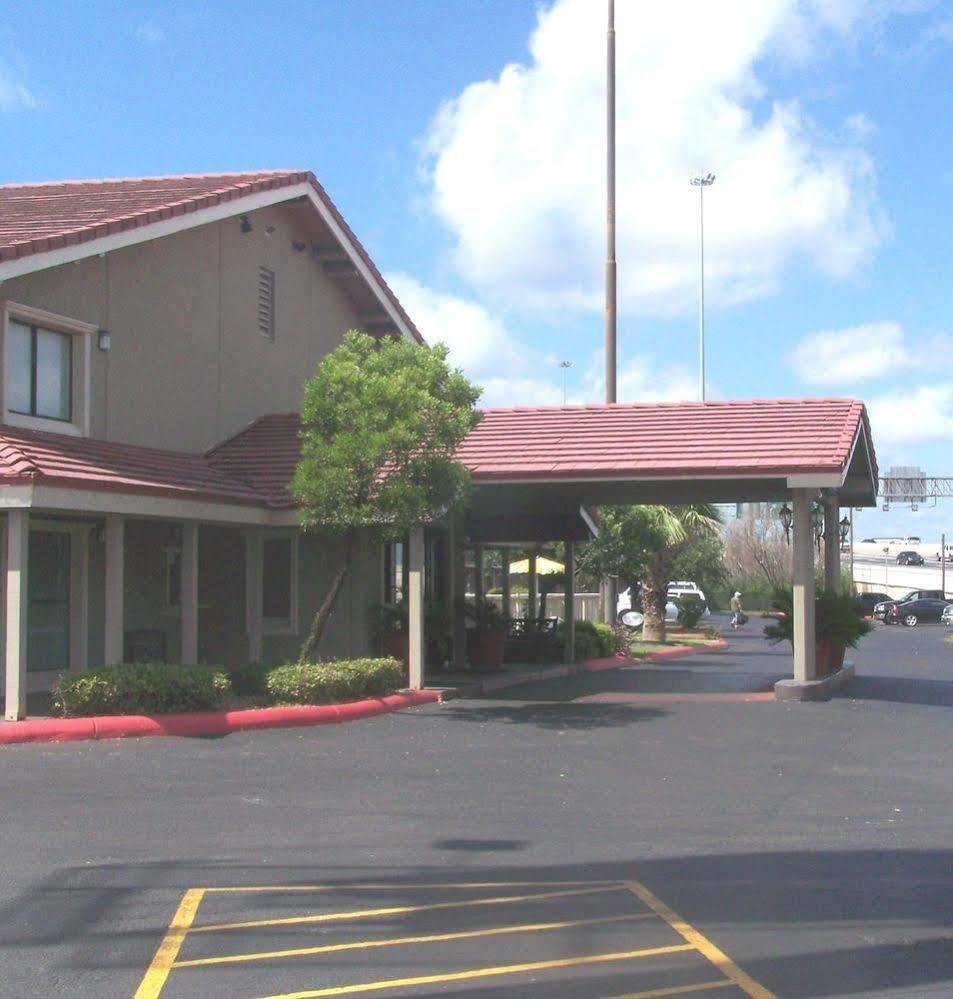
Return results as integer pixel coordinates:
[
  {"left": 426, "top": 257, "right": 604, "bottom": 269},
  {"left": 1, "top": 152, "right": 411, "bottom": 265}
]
[{"left": 620, "top": 609, "right": 644, "bottom": 629}]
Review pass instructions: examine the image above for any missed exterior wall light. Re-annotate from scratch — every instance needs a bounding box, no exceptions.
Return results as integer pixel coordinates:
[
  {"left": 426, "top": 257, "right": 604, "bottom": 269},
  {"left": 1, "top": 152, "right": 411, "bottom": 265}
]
[
  {"left": 97, "top": 329, "right": 111, "bottom": 351},
  {"left": 839, "top": 515, "right": 850, "bottom": 543},
  {"left": 778, "top": 503, "right": 793, "bottom": 544},
  {"left": 811, "top": 501, "right": 825, "bottom": 550},
  {"left": 239, "top": 215, "right": 252, "bottom": 234}
]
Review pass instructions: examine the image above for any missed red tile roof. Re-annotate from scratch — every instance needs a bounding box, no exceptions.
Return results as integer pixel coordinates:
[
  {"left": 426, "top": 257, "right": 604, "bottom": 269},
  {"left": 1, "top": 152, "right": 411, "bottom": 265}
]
[
  {"left": 0, "top": 398, "right": 875, "bottom": 512},
  {"left": 0, "top": 170, "right": 422, "bottom": 342},
  {"left": 459, "top": 399, "right": 875, "bottom": 481},
  {"left": 0, "top": 425, "right": 263, "bottom": 506}
]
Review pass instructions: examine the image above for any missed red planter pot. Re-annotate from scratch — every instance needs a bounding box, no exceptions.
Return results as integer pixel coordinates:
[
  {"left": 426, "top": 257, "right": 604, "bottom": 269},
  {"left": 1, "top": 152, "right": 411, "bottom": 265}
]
[
  {"left": 381, "top": 631, "right": 410, "bottom": 681},
  {"left": 815, "top": 639, "right": 846, "bottom": 677},
  {"left": 467, "top": 629, "right": 507, "bottom": 672}
]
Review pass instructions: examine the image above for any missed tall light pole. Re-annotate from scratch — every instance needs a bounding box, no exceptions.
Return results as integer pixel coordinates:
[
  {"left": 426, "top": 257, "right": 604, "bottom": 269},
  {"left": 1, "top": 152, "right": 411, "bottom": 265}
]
[
  {"left": 559, "top": 360, "right": 572, "bottom": 405},
  {"left": 690, "top": 172, "right": 715, "bottom": 401},
  {"left": 605, "top": 0, "right": 616, "bottom": 404}
]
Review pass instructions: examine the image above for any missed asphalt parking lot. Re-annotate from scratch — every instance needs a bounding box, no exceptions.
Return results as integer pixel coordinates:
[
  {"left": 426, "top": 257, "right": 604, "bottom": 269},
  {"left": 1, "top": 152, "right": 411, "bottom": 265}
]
[{"left": 1, "top": 622, "right": 951, "bottom": 998}]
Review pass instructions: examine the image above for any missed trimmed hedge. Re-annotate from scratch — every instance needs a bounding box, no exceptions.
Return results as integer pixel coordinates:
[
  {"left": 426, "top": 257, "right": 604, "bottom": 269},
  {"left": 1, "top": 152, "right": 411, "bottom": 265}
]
[
  {"left": 53, "top": 663, "right": 231, "bottom": 717},
  {"left": 266, "top": 658, "right": 404, "bottom": 705}
]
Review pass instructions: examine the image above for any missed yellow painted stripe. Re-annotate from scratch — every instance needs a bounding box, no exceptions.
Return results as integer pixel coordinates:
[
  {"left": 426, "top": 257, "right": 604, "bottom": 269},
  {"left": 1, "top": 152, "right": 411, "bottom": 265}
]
[
  {"left": 174, "top": 911, "right": 654, "bottom": 968},
  {"left": 258, "top": 943, "right": 695, "bottom": 998},
  {"left": 203, "top": 880, "right": 622, "bottom": 893},
  {"left": 625, "top": 881, "right": 776, "bottom": 999},
  {"left": 133, "top": 888, "right": 205, "bottom": 999},
  {"left": 190, "top": 884, "right": 627, "bottom": 934},
  {"left": 609, "top": 980, "right": 736, "bottom": 998}
]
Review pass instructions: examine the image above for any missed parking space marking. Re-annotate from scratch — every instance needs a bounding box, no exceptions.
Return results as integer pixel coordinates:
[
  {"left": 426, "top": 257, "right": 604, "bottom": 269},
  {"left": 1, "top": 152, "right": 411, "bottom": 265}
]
[
  {"left": 258, "top": 943, "right": 697, "bottom": 999},
  {"left": 625, "top": 881, "right": 775, "bottom": 999},
  {"left": 188, "top": 883, "right": 627, "bottom": 934},
  {"left": 202, "top": 880, "right": 621, "bottom": 893},
  {"left": 173, "top": 911, "right": 654, "bottom": 968},
  {"left": 609, "top": 982, "right": 736, "bottom": 998},
  {"left": 134, "top": 888, "right": 205, "bottom": 999}
]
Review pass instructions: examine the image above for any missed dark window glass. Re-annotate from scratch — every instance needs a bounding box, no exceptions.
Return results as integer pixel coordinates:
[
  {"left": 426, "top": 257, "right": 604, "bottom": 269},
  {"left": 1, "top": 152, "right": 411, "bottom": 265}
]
[
  {"left": 7, "top": 321, "right": 72, "bottom": 421},
  {"left": 263, "top": 538, "right": 292, "bottom": 619},
  {"left": 7, "top": 321, "right": 32, "bottom": 414},
  {"left": 167, "top": 550, "right": 182, "bottom": 608}
]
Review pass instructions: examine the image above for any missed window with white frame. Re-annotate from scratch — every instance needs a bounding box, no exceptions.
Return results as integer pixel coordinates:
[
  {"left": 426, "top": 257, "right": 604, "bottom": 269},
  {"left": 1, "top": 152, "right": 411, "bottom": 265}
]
[
  {"left": 3, "top": 302, "right": 94, "bottom": 435},
  {"left": 262, "top": 535, "right": 297, "bottom": 631}
]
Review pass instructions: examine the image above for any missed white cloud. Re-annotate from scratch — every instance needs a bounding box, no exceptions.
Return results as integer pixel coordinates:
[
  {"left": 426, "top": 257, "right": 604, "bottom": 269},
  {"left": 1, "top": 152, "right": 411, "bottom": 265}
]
[
  {"left": 421, "top": 0, "right": 893, "bottom": 317},
  {"left": 867, "top": 383, "right": 953, "bottom": 446},
  {"left": 0, "top": 65, "right": 36, "bottom": 110},
  {"left": 386, "top": 272, "right": 562, "bottom": 406},
  {"left": 584, "top": 352, "right": 700, "bottom": 404},
  {"left": 136, "top": 22, "right": 166, "bottom": 44},
  {"left": 789, "top": 321, "right": 909, "bottom": 384}
]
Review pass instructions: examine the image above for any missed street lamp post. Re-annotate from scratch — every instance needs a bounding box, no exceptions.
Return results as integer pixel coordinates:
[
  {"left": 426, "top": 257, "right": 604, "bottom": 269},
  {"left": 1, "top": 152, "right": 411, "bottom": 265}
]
[{"left": 690, "top": 173, "right": 715, "bottom": 402}]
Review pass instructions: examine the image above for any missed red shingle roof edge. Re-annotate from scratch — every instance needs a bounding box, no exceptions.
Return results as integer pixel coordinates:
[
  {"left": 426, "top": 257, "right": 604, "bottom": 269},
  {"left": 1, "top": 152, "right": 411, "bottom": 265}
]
[{"left": 0, "top": 170, "right": 423, "bottom": 343}]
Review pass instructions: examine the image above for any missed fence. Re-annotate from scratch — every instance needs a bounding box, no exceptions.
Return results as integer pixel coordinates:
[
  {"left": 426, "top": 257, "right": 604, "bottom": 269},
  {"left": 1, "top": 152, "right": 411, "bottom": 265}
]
[{"left": 470, "top": 593, "right": 602, "bottom": 621}]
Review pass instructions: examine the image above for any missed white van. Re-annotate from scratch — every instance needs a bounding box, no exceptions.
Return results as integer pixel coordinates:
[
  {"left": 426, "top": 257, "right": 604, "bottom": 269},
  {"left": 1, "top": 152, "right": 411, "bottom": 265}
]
[{"left": 617, "top": 581, "right": 710, "bottom": 624}]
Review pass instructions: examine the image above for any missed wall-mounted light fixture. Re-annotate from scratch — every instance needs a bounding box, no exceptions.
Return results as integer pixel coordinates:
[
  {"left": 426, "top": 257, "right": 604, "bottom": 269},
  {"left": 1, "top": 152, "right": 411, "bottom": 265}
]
[
  {"left": 839, "top": 515, "right": 850, "bottom": 544},
  {"left": 778, "top": 503, "right": 792, "bottom": 545},
  {"left": 239, "top": 215, "right": 252, "bottom": 234},
  {"left": 290, "top": 241, "right": 306, "bottom": 252},
  {"left": 97, "top": 329, "right": 112, "bottom": 351},
  {"left": 264, "top": 224, "right": 276, "bottom": 236}
]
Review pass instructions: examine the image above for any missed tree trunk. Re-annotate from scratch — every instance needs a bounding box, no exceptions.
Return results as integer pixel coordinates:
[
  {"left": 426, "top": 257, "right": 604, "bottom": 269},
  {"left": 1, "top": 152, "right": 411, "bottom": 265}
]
[
  {"left": 641, "top": 552, "right": 668, "bottom": 643},
  {"left": 298, "top": 530, "right": 355, "bottom": 663}
]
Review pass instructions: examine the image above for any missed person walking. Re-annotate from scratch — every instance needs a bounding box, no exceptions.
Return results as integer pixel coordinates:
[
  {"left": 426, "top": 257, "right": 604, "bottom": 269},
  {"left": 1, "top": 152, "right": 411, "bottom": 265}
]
[{"left": 729, "top": 591, "right": 745, "bottom": 629}]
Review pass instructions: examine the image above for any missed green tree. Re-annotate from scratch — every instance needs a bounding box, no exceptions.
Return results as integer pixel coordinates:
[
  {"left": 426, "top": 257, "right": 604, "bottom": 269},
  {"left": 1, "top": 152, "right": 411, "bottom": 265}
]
[
  {"left": 581, "top": 505, "right": 721, "bottom": 642},
  {"left": 292, "top": 331, "right": 481, "bottom": 662},
  {"left": 669, "top": 533, "right": 729, "bottom": 604}
]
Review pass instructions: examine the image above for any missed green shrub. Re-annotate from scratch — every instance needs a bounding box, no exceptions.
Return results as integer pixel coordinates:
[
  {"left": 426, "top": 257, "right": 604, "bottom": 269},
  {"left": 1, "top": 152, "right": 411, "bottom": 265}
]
[
  {"left": 557, "top": 619, "right": 626, "bottom": 660},
  {"left": 53, "top": 663, "right": 231, "bottom": 717},
  {"left": 266, "top": 658, "right": 404, "bottom": 705},
  {"left": 675, "top": 596, "right": 706, "bottom": 630},
  {"left": 763, "top": 587, "right": 873, "bottom": 649},
  {"left": 227, "top": 662, "right": 272, "bottom": 697}
]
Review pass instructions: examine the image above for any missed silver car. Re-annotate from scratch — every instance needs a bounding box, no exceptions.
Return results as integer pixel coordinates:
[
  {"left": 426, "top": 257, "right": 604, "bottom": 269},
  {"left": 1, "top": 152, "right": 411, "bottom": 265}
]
[{"left": 942, "top": 604, "right": 953, "bottom": 629}]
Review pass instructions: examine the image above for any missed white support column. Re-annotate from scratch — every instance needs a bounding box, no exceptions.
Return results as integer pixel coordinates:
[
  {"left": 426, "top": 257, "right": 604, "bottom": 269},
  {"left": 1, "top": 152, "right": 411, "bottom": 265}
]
[
  {"left": 245, "top": 531, "right": 263, "bottom": 663},
  {"left": 104, "top": 514, "right": 125, "bottom": 665},
  {"left": 407, "top": 526, "right": 425, "bottom": 690},
  {"left": 181, "top": 521, "right": 199, "bottom": 664},
  {"left": 451, "top": 520, "right": 466, "bottom": 671},
  {"left": 4, "top": 510, "right": 29, "bottom": 721},
  {"left": 474, "top": 543, "right": 485, "bottom": 606},
  {"left": 792, "top": 489, "right": 816, "bottom": 683},
  {"left": 823, "top": 496, "right": 841, "bottom": 593},
  {"left": 564, "top": 540, "right": 576, "bottom": 663}
]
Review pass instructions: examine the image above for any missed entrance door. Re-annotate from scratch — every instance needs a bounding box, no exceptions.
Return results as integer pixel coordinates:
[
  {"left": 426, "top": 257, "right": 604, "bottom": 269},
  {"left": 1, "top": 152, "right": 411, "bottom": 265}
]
[{"left": 28, "top": 530, "right": 71, "bottom": 673}]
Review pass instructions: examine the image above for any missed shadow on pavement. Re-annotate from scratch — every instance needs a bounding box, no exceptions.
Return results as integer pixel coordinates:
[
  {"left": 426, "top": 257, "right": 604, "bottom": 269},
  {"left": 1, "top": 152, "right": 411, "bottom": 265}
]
[
  {"left": 839, "top": 674, "right": 953, "bottom": 707},
  {"left": 437, "top": 700, "right": 669, "bottom": 729}
]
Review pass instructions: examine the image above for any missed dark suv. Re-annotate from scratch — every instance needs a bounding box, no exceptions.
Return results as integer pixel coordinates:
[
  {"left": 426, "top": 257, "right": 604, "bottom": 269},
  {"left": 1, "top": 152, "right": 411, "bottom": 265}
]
[
  {"left": 896, "top": 551, "right": 925, "bottom": 566},
  {"left": 874, "top": 590, "right": 948, "bottom": 621},
  {"left": 886, "top": 597, "right": 952, "bottom": 627}
]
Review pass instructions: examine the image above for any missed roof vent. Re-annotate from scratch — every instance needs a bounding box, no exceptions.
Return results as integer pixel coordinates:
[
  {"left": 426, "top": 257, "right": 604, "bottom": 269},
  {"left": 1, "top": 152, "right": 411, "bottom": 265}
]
[{"left": 258, "top": 266, "right": 275, "bottom": 339}]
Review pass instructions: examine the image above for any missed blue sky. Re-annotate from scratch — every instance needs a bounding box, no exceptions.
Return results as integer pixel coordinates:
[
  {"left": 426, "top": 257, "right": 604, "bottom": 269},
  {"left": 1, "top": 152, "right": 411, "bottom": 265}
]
[{"left": 2, "top": 0, "right": 951, "bottom": 538}]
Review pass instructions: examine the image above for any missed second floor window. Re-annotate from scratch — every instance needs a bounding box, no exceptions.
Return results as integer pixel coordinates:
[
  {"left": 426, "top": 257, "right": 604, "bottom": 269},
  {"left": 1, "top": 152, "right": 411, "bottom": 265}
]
[{"left": 8, "top": 320, "right": 72, "bottom": 422}]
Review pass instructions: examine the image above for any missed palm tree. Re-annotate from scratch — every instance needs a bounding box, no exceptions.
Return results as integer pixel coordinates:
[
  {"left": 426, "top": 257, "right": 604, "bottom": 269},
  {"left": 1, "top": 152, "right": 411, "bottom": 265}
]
[{"left": 638, "top": 505, "right": 721, "bottom": 642}]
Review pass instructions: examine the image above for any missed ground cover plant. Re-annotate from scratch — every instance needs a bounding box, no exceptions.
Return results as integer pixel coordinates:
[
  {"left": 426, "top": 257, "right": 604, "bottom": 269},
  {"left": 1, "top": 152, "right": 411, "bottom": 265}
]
[{"left": 54, "top": 663, "right": 231, "bottom": 717}]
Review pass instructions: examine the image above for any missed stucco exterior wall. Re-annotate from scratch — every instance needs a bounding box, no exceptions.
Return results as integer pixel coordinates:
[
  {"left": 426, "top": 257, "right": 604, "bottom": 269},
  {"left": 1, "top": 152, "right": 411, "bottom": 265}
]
[{"left": 2, "top": 201, "right": 364, "bottom": 452}]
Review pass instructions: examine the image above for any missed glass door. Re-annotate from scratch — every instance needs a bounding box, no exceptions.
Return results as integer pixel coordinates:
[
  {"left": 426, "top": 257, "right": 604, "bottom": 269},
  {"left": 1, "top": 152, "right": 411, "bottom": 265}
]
[{"left": 28, "top": 530, "right": 71, "bottom": 672}]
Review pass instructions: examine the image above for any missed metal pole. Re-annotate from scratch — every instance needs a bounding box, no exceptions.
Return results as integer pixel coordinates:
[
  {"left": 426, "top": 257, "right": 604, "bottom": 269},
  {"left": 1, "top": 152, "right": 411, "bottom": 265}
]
[
  {"left": 849, "top": 508, "right": 855, "bottom": 593},
  {"left": 943, "top": 532, "right": 947, "bottom": 596},
  {"left": 605, "top": 0, "right": 616, "bottom": 404},
  {"left": 699, "top": 181, "right": 705, "bottom": 401}
]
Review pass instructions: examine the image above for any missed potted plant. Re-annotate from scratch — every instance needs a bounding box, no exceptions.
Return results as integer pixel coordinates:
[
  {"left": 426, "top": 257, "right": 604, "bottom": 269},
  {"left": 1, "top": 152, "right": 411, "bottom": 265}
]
[
  {"left": 379, "top": 602, "right": 409, "bottom": 667},
  {"left": 465, "top": 598, "right": 508, "bottom": 672},
  {"left": 764, "top": 586, "right": 872, "bottom": 676}
]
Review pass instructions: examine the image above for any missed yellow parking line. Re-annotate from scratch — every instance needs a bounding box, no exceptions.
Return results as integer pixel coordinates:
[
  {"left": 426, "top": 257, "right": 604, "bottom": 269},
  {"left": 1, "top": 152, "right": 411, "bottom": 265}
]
[
  {"left": 134, "top": 888, "right": 205, "bottom": 999},
  {"left": 625, "top": 881, "right": 776, "bottom": 999},
  {"left": 189, "top": 883, "right": 628, "bottom": 934},
  {"left": 258, "top": 943, "right": 696, "bottom": 998},
  {"left": 174, "top": 911, "right": 654, "bottom": 968},
  {"left": 609, "top": 981, "right": 736, "bottom": 998},
  {"left": 203, "top": 880, "right": 622, "bottom": 893}
]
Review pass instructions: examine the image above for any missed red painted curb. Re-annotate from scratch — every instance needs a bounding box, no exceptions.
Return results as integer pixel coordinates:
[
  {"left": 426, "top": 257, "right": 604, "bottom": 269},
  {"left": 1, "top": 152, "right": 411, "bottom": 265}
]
[
  {"left": 643, "top": 639, "right": 728, "bottom": 662},
  {"left": 0, "top": 690, "right": 442, "bottom": 746},
  {"left": 583, "top": 654, "right": 638, "bottom": 672}
]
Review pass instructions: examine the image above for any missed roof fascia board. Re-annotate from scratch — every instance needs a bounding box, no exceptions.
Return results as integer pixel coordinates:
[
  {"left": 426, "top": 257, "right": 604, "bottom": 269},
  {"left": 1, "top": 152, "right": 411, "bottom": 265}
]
[
  {"left": 0, "top": 183, "right": 313, "bottom": 282},
  {"left": 28, "top": 485, "right": 299, "bottom": 526},
  {"left": 787, "top": 473, "right": 842, "bottom": 488},
  {"left": 0, "top": 485, "right": 34, "bottom": 508},
  {"left": 474, "top": 472, "right": 823, "bottom": 487},
  {"left": 300, "top": 189, "right": 414, "bottom": 342},
  {"left": 840, "top": 419, "right": 878, "bottom": 500}
]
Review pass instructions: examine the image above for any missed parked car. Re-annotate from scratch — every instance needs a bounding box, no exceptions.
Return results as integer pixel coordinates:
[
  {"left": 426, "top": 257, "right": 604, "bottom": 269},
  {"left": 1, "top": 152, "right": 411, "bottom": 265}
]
[
  {"left": 942, "top": 604, "right": 953, "bottom": 629},
  {"left": 873, "top": 590, "right": 949, "bottom": 621},
  {"left": 856, "top": 591, "right": 890, "bottom": 615},
  {"left": 616, "top": 580, "right": 710, "bottom": 625},
  {"left": 896, "top": 550, "right": 925, "bottom": 566},
  {"left": 886, "top": 597, "right": 952, "bottom": 627}
]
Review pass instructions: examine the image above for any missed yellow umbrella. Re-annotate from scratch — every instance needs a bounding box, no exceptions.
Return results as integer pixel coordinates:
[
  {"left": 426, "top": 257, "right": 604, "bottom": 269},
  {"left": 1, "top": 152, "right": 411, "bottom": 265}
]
[{"left": 508, "top": 556, "right": 564, "bottom": 575}]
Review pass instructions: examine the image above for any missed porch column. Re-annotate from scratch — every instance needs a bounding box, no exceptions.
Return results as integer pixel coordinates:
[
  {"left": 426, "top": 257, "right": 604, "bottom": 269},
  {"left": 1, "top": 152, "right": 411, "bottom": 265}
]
[
  {"left": 823, "top": 496, "right": 841, "bottom": 592},
  {"left": 407, "top": 526, "right": 425, "bottom": 690},
  {"left": 245, "top": 531, "right": 263, "bottom": 662},
  {"left": 68, "top": 525, "right": 90, "bottom": 675},
  {"left": 181, "top": 521, "right": 199, "bottom": 664},
  {"left": 500, "top": 549, "right": 511, "bottom": 619},
  {"left": 528, "top": 554, "right": 538, "bottom": 619},
  {"left": 792, "top": 489, "right": 816, "bottom": 683},
  {"left": 564, "top": 540, "right": 575, "bottom": 663},
  {"left": 4, "top": 510, "right": 29, "bottom": 721},
  {"left": 104, "top": 514, "right": 125, "bottom": 665},
  {"left": 451, "top": 519, "right": 466, "bottom": 670},
  {"left": 474, "top": 543, "right": 485, "bottom": 605}
]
